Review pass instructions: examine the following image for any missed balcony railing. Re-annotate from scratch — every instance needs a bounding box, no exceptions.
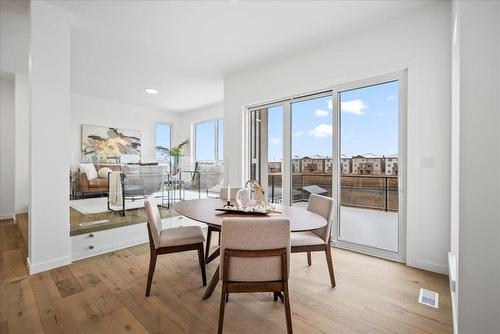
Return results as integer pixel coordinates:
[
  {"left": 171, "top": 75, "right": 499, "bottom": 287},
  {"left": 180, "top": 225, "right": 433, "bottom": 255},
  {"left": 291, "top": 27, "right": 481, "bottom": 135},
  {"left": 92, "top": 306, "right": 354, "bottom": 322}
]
[{"left": 267, "top": 173, "right": 398, "bottom": 212}]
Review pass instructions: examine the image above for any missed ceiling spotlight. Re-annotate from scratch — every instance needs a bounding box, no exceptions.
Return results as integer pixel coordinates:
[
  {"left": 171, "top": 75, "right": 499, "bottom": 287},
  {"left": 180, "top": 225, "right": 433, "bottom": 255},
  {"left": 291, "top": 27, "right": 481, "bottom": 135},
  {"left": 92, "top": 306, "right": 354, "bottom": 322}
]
[{"left": 145, "top": 88, "right": 159, "bottom": 95}]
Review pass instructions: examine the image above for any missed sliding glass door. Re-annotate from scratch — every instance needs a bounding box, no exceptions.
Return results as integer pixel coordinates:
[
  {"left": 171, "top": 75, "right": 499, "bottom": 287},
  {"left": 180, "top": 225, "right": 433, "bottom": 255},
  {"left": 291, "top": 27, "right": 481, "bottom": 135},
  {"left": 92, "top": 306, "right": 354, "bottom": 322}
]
[
  {"left": 249, "top": 104, "right": 284, "bottom": 203},
  {"left": 335, "top": 77, "right": 404, "bottom": 259},
  {"left": 291, "top": 94, "right": 333, "bottom": 208},
  {"left": 248, "top": 72, "right": 406, "bottom": 261}
]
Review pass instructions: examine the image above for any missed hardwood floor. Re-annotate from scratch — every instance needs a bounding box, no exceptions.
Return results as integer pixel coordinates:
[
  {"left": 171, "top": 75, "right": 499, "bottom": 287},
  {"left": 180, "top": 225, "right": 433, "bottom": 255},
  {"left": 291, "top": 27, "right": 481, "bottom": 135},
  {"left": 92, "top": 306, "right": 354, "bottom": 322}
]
[{"left": 0, "top": 219, "right": 453, "bottom": 333}]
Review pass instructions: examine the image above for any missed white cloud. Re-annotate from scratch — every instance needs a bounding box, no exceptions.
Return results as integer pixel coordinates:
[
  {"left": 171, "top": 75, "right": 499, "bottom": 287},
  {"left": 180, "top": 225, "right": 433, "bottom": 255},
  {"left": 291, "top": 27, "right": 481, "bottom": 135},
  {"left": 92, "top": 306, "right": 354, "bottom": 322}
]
[
  {"left": 309, "top": 124, "right": 332, "bottom": 138},
  {"left": 328, "top": 100, "right": 333, "bottom": 110},
  {"left": 315, "top": 109, "right": 329, "bottom": 117},
  {"left": 269, "top": 138, "right": 280, "bottom": 145},
  {"left": 341, "top": 99, "right": 367, "bottom": 115},
  {"left": 387, "top": 95, "right": 395, "bottom": 101},
  {"left": 292, "top": 131, "right": 304, "bottom": 137},
  {"left": 377, "top": 112, "right": 384, "bottom": 118}
]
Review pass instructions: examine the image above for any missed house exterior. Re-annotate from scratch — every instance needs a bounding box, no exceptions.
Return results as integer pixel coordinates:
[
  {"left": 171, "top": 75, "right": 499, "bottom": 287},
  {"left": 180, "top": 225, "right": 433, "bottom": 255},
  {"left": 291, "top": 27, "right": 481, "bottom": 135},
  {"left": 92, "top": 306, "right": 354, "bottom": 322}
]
[
  {"left": 384, "top": 155, "right": 399, "bottom": 176},
  {"left": 291, "top": 155, "right": 302, "bottom": 173},
  {"left": 301, "top": 155, "right": 326, "bottom": 173},
  {"left": 352, "top": 153, "right": 384, "bottom": 175},
  {"left": 267, "top": 154, "right": 397, "bottom": 176},
  {"left": 268, "top": 160, "right": 282, "bottom": 173},
  {"left": 341, "top": 154, "right": 351, "bottom": 174}
]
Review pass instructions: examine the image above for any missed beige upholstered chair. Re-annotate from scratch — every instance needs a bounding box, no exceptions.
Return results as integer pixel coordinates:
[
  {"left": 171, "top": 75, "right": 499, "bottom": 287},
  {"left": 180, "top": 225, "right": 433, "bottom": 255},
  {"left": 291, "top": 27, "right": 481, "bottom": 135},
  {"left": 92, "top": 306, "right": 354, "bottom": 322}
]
[
  {"left": 205, "top": 187, "right": 243, "bottom": 262},
  {"left": 291, "top": 194, "right": 336, "bottom": 287},
  {"left": 218, "top": 218, "right": 292, "bottom": 334},
  {"left": 144, "top": 196, "right": 206, "bottom": 296}
]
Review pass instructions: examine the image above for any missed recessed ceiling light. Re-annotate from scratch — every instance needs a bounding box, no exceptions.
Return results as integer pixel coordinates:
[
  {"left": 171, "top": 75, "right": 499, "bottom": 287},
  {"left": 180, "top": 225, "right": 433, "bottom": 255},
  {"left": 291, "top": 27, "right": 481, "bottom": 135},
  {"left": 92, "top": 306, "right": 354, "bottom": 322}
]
[{"left": 145, "top": 88, "right": 159, "bottom": 95}]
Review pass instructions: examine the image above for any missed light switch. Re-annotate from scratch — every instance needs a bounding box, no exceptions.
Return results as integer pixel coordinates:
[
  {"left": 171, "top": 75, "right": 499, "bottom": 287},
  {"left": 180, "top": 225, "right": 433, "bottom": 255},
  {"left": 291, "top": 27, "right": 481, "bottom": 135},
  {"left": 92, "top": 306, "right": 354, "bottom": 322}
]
[{"left": 421, "top": 157, "right": 434, "bottom": 168}]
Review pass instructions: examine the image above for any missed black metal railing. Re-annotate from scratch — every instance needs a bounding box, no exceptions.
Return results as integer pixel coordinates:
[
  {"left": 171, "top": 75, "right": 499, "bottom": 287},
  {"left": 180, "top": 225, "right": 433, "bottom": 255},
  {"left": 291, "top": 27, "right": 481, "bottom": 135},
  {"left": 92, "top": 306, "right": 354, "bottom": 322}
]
[{"left": 266, "top": 173, "right": 398, "bottom": 212}]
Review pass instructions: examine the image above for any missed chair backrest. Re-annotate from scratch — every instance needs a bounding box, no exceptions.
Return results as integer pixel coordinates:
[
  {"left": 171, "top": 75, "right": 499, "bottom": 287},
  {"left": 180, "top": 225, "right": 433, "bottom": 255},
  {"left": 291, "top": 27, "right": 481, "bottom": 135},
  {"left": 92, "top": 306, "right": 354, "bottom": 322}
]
[
  {"left": 144, "top": 196, "right": 162, "bottom": 249},
  {"left": 220, "top": 187, "right": 242, "bottom": 201},
  {"left": 307, "top": 194, "right": 335, "bottom": 243},
  {"left": 220, "top": 217, "right": 290, "bottom": 282},
  {"left": 141, "top": 166, "right": 165, "bottom": 195}
]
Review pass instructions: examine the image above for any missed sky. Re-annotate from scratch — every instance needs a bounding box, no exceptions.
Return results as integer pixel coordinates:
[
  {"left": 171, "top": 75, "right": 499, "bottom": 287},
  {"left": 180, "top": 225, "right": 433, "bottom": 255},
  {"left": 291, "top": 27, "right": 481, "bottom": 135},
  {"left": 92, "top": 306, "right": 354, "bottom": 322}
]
[
  {"left": 267, "top": 80, "right": 399, "bottom": 160},
  {"left": 155, "top": 123, "right": 171, "bottom": 160},
  {"left": 194, "top": 119, "right": 224, "bottom": 161}
]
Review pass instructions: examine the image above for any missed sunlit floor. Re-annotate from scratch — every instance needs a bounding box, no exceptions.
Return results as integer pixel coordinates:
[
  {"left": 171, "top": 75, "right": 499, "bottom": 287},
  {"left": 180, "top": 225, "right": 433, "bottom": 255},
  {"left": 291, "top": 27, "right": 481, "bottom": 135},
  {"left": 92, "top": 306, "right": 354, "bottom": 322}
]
[{"left": 293, "top": 202, "right": 399, "bottom": 252}]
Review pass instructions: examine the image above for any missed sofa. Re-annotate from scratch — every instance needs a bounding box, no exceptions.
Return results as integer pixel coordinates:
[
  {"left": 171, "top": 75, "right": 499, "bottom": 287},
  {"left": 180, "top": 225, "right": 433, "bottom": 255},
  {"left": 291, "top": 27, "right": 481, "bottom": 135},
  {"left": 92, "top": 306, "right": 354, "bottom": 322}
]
[{"left": 76, "top": 163, "right": 122, "bottom": 196}]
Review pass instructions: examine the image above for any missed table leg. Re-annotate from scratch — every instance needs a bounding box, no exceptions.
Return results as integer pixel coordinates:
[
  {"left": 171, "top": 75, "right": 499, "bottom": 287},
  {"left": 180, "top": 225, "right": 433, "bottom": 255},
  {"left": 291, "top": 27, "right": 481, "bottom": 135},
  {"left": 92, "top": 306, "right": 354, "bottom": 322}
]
[{"left": 202, "top": 265, "right": 219, "bottom": 300}]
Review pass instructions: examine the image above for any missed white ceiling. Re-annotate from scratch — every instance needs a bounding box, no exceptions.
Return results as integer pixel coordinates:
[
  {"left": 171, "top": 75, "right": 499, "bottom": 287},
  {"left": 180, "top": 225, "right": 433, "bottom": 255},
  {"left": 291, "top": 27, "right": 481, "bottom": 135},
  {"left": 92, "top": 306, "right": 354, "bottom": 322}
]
[{"left": 6, "top": 1, "right": 435, "bottom": 112}]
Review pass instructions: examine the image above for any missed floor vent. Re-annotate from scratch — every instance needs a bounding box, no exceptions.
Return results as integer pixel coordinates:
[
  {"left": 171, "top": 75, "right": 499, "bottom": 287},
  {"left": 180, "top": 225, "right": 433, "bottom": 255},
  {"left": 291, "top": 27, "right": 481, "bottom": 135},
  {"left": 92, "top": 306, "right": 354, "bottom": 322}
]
[
  {"left": 79, "top": 219, "right": 110, "bottom": 227},
  {"left": 419, "top": 288, "right": 439, "bottom": 308}
]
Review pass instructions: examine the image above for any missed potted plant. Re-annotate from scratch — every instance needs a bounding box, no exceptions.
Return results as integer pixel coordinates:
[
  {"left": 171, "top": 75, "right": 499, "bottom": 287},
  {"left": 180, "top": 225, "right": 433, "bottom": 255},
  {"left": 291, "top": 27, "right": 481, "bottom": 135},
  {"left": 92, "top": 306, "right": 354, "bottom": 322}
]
[{"left": 156, "top": 138, "right": 189, "bottom": 175}]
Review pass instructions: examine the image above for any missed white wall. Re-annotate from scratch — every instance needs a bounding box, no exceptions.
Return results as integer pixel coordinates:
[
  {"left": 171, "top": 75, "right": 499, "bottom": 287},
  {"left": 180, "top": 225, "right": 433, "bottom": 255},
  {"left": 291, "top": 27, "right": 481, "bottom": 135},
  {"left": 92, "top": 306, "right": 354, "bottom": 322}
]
[
  {"left": 224, "top": 2, "right": 451, "bottom": 273},
  {"left": 0, "top": 77, "right": 15, "bottom": 219},
  {"left": 70, "top": 94, "right": 180, "bottom": 166},
  {"left": 175, "top": 103, "right": 224, "bottom": 157},
  {"left": 15, "top": 73, "right": 29, "bottom": 214},
  {"left": 0, "top": 0, "right": 30, "bottom": 75},
  {"left": 29, "top": 0, "right": 72, "bottom": 273},
  {"left": 455, "top": 1, "right": 500, "bottom": 333}
]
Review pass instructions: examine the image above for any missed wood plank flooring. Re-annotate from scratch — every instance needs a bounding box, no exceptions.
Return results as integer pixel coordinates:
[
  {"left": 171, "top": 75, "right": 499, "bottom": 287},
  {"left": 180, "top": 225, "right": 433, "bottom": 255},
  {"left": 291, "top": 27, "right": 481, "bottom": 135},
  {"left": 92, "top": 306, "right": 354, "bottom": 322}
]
[{"left": 0, "top": 218, "right": 453, "bottom": 333}]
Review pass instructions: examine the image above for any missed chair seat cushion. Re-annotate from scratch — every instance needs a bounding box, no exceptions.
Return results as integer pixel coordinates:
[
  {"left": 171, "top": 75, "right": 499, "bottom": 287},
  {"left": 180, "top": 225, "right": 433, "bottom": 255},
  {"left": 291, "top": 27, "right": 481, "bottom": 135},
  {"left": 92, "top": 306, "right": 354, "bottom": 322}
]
[
  {"left": 159, "top": 226, "right": 205, "bottom": 247},
  {"left": 291, "top": 231, "right": 325, "bottom": 247}
]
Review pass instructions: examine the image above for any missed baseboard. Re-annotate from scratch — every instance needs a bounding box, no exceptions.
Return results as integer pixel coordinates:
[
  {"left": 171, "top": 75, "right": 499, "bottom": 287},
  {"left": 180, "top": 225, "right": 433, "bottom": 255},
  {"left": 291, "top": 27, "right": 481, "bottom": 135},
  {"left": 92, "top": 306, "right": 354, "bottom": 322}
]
[
  {"left": 0, "top": 213, "right": 16, "bottom": 221},
  {"left": 413, "top": 259, "right": 448, "bottom": 275},
  {"left": 27, "top": 255, "right": 72, "bottom": 274}
]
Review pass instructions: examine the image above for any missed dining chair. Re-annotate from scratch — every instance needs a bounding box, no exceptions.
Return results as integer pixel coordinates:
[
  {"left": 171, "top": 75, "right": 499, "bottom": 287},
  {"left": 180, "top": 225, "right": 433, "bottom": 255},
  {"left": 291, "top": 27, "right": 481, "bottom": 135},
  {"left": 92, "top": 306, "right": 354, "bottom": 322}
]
[
  {"left": 144, "top": 196, "right": 206, "bottom": 297},
  {"left": 291, "top": 194, "right": 336, "bottom": 287},
  {"left": 205, "top": 187, "right": 242, "bottom": 262},
  {"left": 218, "top": 217, "right": 292, "bottom": 334}
]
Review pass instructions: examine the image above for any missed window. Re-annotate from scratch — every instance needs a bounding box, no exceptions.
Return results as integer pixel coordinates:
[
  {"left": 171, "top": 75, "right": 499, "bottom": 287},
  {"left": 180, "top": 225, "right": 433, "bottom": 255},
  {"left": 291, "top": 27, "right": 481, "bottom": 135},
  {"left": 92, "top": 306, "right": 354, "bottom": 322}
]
[
  {"left": 155, "top": 123, "right": 171, "bottom": 160},
  {"left": 194, "top": 119, "right": 224, "bottom": 161}
]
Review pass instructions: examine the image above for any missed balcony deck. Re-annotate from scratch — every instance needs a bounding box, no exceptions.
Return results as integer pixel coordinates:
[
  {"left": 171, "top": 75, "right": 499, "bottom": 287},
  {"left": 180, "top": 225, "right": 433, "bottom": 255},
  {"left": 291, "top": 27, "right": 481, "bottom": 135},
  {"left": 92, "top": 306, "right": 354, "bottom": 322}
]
[
  {"left": 298, "top": 201, "right": 398, "bottom": 253},
  {"left": 182, "top": 189, "right": 398, "bottom": 253}
]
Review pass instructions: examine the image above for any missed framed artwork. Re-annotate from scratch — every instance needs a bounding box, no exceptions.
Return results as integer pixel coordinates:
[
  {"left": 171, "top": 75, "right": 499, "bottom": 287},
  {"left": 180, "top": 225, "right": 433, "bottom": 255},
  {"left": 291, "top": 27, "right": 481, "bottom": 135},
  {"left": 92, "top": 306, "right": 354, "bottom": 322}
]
[{"left": 81, "top": 124, "right": 141, "bottom": 163}]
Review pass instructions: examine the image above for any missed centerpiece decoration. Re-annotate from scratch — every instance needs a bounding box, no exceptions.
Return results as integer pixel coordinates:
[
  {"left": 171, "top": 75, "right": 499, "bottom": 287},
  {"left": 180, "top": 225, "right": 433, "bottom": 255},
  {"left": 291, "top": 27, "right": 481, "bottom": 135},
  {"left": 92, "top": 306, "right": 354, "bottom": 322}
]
[{"left": 218, "top": 180, "right": 277, "bottom": 215}]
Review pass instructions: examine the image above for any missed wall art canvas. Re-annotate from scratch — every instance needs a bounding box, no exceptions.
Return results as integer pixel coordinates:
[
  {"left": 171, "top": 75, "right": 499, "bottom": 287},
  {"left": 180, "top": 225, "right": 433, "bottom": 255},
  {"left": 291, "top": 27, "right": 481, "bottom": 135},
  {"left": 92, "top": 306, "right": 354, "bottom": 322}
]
[{"left": 81, "top": 125, "right": 141, "bottom": 163}]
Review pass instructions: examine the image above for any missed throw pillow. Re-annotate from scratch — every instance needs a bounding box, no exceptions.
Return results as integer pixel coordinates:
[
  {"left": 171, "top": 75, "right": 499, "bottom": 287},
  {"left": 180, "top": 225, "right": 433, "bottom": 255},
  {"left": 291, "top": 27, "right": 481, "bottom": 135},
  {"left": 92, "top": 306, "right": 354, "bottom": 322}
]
[
  {"left": 79, "top": 163, "right": 98, "bottom": 180},
  {"left": 98, "top": 167, "right": 113, "bottom": 179}
]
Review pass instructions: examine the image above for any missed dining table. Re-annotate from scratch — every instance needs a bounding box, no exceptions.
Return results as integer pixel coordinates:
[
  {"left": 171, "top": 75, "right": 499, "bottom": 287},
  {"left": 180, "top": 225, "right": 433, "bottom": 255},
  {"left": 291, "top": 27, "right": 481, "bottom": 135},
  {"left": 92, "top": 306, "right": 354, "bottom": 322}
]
[{"left": 174, "top": 198, "right": 327, "bottom": 300}]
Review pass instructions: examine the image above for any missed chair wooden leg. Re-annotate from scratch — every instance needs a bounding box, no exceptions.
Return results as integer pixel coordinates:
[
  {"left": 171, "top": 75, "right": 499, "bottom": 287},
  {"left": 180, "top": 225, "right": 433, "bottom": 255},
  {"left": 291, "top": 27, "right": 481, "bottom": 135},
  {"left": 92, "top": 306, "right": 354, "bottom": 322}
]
[
  {"left": 325, "top": 245, "right": 336, "bottom": 288},
  {"left": 218, "top": 288, "right": 227, "bottom": 334},
  {"left": 283, "top": 287, "right": 293, "bottom": 334},
  {"left": 225, "top": 293, "right": 229, "bottom": 303},
  {"left": 307, "top": 251, "right": 312, "bottom": 266},
  {"left": 273, "top": 292, "right": 278, "bottom": 301},
  {"left": 145, "top": 249, "right": 157, "bottom": 297},
  {"left": 197, "top": 243, "right": 207, "bottom": 286},
  {"left": 205, "top": 226, "right": 213, "bottom": 261}
]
